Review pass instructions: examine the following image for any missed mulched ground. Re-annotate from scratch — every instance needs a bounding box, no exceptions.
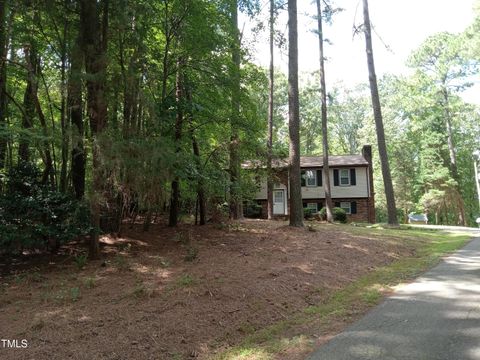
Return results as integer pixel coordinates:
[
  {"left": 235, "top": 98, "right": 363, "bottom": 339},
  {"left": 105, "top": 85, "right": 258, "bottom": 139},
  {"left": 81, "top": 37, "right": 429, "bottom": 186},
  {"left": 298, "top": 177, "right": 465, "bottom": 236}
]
[{"left": 0, "top": 220, "right": 416, "bottom": 360}]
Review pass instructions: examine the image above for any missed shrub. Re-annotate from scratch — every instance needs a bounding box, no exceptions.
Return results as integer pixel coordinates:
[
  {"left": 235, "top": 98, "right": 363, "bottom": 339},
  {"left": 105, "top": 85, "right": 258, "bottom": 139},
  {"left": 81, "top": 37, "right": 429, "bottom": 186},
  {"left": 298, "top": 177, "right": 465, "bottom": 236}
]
[
  {"left": 0, "top": 163, "right": 91, "bottom": 254},
  {"left": 319, "top": 207, "right": 348, "bottom": 223},
  {"left": 244, "top": 202, "right": 263, "bottom": 218},
  {"left": 74, "top": 254, "right": 88, "bottom": 270},
  {"left": 304, "top": 208, "right": 316, "bottom": 219},
  {"left": 184, "top": 246, "right": 198, "bottom": 262}
]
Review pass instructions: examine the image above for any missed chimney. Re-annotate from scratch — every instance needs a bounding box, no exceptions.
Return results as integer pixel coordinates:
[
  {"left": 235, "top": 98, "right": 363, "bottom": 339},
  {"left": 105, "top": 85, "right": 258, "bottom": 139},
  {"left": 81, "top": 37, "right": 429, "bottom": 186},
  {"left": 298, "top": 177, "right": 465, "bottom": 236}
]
[
  {"left": 362, "top": 144, "right": 375, "bottom": 223},
  {"left": 362, "top": 145, "right": 372, "bottom": 163}
]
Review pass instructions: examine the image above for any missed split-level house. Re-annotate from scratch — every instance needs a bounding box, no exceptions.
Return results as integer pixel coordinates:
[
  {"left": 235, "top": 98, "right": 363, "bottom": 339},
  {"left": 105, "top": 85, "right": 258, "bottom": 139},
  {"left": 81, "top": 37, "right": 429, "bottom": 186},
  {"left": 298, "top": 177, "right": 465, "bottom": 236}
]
[{"left": 247, "top": 145, "right": 375, "bottom": 223}]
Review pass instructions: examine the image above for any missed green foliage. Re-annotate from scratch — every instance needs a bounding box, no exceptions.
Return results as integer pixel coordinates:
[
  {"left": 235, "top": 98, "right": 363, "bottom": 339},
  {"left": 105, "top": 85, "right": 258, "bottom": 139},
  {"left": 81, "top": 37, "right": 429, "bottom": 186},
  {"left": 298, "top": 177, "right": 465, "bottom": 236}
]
[
  {"left": 177, "top": 274, "right": 195, "bottom": 287},
  {"left": 0, "top": 164, "right": 91, "bottom": 254},
  {"left": 84, "top": 277, "right": 96, "bottom": 289},
  {"left": 319, "top": 207, "right": 347, "bottom": 223},
  {"left": 244, "top": 202, "right": 263, "bottom": 218},
  {"left": 74, "top": 254, "right": 88, "bottom": 270},
  {"left": 303, "top": 208, "right": 316, "bottom": 220},
  {"left": 184, "top": 246, "right": 198, "bottom": 262},
  {"left": 70, "top": 287, "right": 81, "bottom": 302}
]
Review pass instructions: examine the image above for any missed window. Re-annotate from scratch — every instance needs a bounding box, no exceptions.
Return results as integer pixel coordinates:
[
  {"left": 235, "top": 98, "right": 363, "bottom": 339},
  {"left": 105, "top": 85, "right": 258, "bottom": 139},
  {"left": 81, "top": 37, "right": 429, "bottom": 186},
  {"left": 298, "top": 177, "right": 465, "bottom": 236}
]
[
  {"left": 304, "top": 203, "right": 318, "bottom": 212},
  {"left": 340, "top": 169, "right": 350, "bottom": 186},
  {"left": 340, "top": 202, "right": 351, "bottom": 214},
  {"left": 274, "top": 191, "right": 284, "bottom": 203},
  {"left": 305, "top": 170, "right": 317, "bottom": 187}
]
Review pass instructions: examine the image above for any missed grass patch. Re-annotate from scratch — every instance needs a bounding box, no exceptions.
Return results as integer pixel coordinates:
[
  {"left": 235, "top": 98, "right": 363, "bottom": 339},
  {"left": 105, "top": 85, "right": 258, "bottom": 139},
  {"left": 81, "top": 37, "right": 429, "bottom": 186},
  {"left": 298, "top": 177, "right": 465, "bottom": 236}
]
[
  {"left": 214, "top": 227, "right": 471, "bottom": 360},
  {"left": 220, "top": 347, "right": 271, "bottom": 360},
  {"left": 176, "top": 274, "right": 195, "bottom": 287},
  {"left": 70, "top": 287, "right": 81, "bottom": 302},
  {"left": 84, "top": 277, "right": 96, "bottom": 289}
]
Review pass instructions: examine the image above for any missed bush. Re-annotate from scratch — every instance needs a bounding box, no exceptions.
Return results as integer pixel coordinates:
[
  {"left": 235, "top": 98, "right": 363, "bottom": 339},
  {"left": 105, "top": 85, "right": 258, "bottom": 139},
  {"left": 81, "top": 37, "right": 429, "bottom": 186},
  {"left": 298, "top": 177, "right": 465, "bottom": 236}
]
[
  {"left": 304, "top": 208, "right": 316, "bottom": 219},
  {"left": 0, "top": 163, "right": 91, "bottom": 254},
  {"left": 319, "top": 207, "right": 347, "bottom": 223},
  {"left": 244, "top": 202, "right": 263, "bottom": 218}
]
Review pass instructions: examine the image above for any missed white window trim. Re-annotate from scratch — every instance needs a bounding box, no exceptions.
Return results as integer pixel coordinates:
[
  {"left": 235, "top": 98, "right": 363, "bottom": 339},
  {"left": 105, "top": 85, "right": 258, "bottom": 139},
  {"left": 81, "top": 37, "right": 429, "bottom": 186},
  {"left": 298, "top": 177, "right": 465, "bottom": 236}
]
[
  {"left": 305, "top": 170, "right": 317, "bottom": 187},
  {"left": 340, "top": 201, "right": 351, "bottom": 214},
  {"left": 339, "top": 169, "right": 350, "bottom": 186},
  {"left": 305, "top": 203, "right": 318, "bottom": 212}
]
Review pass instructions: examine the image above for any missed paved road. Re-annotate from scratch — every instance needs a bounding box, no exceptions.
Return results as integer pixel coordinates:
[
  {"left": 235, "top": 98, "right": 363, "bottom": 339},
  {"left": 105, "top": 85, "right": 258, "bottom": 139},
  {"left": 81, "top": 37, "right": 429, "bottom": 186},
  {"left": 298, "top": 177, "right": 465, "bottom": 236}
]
[{"left": 307, "top": 236, "right": 480, "bottom": 360}]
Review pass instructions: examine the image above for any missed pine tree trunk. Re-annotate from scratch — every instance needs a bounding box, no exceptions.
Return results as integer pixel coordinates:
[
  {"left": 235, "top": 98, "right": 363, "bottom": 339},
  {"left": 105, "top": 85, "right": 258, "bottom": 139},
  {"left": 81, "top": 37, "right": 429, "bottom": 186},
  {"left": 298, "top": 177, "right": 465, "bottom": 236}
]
[
  {"left": 168, "top": 58, "right": 184, "bottom": 227},
  {"left": 185, "top": 82, "right": 206, "bottom": 225},
  {"left": 59, "top": 10, "right": 69, "bottom": 193},
  {"left": 192, "top": 135, "right": 206, "bottom": 225},
  {"left": 362, "top": 0, "right": 397, "bottom": 225},
  {"left": 229, "top": 0, "right": 243, "bottom": 220},
  {"left": 266, "top": 0, "right": 274, "bottom": 220},
  {"left": 288, "top": 0, "right": 303, "bottom": 227},
  {"left": 316, "top": 0, "right": 333, "bottom": 223},
  {"left": 18, "top": 45, "right": 37, "bottom": 163},
  {"left": 474, "top": 159, "right": 480, "bottom": 215},
  {"left": 442, "top": 87, "right": 466, "bottom": 226},
  {"left": 0, "top": 0, "right": 8, "bottom": 170},
  {"left": 81, "top": 0, "right": 108, "bottom": 259},
  {"left": 33, "top": 78, "right": 54, "bottom": 186},
  {"left": 69, "top": 32, "right": 85, "bottom": 200}
]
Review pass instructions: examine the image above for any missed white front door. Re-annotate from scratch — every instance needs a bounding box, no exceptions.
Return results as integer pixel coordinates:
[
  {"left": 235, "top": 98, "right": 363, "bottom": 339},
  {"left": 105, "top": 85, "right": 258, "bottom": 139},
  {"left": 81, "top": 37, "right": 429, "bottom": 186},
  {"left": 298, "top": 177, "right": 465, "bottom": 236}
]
[{"left": 273, "top": 190, "right": 285, "bottom": 215}]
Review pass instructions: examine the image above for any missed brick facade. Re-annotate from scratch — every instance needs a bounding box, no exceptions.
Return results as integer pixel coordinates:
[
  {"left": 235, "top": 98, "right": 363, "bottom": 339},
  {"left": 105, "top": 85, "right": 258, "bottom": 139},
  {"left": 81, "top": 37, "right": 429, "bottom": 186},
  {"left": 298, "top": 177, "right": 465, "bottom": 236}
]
[
  {"left": 256, "top": 197, "right": 371, "bottom": 223},
  {"left": 331, "top": 198, "right": 370, "bottom": 223}
]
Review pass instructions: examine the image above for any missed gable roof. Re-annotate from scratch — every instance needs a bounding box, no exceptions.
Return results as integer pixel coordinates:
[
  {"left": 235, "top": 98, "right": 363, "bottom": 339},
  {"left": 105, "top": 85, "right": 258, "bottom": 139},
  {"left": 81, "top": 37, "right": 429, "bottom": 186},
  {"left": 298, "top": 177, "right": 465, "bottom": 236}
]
[
  {"left": 243, "top": 154, "right": 369, "bottom": 169},
  {"left": 299, "top": 155, "right": 369, "bottom": 167}
]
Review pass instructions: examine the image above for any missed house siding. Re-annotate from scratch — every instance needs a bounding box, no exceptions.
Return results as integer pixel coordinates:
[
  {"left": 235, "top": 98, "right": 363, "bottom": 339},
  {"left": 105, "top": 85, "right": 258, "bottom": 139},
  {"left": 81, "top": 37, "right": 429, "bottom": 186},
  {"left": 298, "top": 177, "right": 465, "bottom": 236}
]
[
  {"left": 254, "top": 167, "right": 369, "bottom": 200},
  {"left": 301, "top": 167, "right": 369, "bottom": 199}
]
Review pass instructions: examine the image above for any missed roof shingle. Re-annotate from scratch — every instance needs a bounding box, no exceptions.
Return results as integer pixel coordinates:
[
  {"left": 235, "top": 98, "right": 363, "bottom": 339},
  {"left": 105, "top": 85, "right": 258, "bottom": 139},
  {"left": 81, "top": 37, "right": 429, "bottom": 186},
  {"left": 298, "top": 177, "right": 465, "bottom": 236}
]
[{"left": 243, "top": 154, "right": 369, "bottom": 169}]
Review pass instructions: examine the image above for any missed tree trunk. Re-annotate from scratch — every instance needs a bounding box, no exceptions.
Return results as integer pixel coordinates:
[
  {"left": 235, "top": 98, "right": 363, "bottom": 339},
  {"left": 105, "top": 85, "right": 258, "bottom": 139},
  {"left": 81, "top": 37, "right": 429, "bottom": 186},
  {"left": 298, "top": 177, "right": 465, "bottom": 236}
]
[
  {"left": 184, "top": 81, "right": 206, "bottom": 225},
  {"left": 266, "top": 0, "right": 274, "bottom": 220},
  {"left": 192, "top": 135, "right": 206, "bottom": 225},
  {"left": 18, "top": 45, "right": 37, "bottom": 163},
  {"left": 316, "top": 0, "right": 333, "bottom": 223},
  {"left": 0, "top": 0, "right": 8, "bottom": 170},
  {"left": 474, "top": 158, "right": 480, "bottom": 215},
  {"left": 33, "top": 81, "right": 54, "bottom": 186},
  {"left": 288, "top": 0, "right": 303, "bottom": 227},
  {"left": 59, "top": 9, "right": 69, "bottom": 193},
  {"left": 362, "top": 0, "right": 397, "bottom": 225},
  {"left": 21, "top": 39, "right": 54, "bottom": 185},
  {"left": 168, "top": 58, "right": 184, "bottom": 227},
  {"left": 69, "top": 32, "right": 85, "bottom": 200},
  {"left": 81, "top": 0, "right": 108, "bottom": 259},
  {"left": 229, "top": 0, "right": 243, "bottom": 220},
  {"left": 442, "top": 87, "right": 466, "bottom": 226}
]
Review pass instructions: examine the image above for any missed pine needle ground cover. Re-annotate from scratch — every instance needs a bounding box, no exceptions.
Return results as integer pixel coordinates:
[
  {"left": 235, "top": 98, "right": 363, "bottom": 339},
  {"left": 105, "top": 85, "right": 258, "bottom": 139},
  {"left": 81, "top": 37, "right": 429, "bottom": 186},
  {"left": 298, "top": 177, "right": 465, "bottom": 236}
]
[{"left": 0, "top": 220, "right": 471, "bottom": 360}]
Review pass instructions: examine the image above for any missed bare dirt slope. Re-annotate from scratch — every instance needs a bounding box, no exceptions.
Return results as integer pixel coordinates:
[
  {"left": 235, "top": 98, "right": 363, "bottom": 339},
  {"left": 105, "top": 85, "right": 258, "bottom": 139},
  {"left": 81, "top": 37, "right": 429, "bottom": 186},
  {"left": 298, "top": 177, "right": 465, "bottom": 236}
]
[{"left": 0, "top": 220, "right": 416, "bottom": 360}]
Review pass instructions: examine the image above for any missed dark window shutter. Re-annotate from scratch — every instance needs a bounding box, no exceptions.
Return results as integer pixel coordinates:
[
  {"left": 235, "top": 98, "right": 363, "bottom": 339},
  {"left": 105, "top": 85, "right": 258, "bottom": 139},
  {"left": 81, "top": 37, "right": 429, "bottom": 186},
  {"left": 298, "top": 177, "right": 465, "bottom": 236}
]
[
  {"left": 333, "top": 169, "right": 339, "bottom": 186},
  {"left": 317, "top": 169, "right": 322, "bottom": 186},
  {"left": 303, "top": 202, "right": 307, "bottom": 208},
  {"left": 301, "top": 170, "right": 306, "bottom": 187},
  {"left": 350, "top": 169, "right": 356, "bottom": 185},
  {"left": 334, "top": 202, "right": 340, "bottom": 208},
  {"left": 351, "top": 201, "right": 357, "bottom": 214}
]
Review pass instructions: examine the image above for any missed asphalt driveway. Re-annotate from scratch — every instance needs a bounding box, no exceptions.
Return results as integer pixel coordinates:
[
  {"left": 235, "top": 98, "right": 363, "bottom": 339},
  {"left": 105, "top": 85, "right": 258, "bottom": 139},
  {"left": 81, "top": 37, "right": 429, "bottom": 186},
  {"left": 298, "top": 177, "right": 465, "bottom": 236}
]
[{"left": 307, "top": 235, "right": 480, "bottom": 360}]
